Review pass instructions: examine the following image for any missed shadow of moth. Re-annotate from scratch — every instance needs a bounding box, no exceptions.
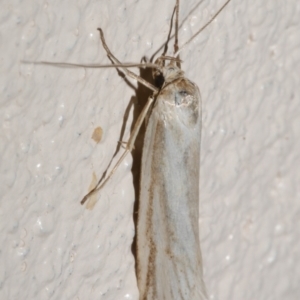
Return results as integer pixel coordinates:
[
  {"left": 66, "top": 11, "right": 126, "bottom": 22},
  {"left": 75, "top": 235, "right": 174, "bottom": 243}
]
[{"left": 31, "top": 0, "right": 231, "bottom": 298}]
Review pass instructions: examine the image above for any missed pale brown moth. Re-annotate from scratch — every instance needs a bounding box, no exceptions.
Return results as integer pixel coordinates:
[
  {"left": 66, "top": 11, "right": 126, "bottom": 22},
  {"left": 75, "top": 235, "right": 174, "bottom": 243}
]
[
  {"left": 80, "top": 1, "right": 230, "bottom": 298},
  {"left": 26, "top": 0, "right": 232, "bottom": 298}
]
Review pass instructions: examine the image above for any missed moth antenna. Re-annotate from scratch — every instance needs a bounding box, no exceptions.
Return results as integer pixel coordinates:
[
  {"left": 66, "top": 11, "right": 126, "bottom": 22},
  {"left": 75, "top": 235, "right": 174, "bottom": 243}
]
[
  {"left": 153, "top": 0, "right": 181, "bottom": 82},
  {"left": 22, "top": 62, "right": 159, "bottom": 92},
  {"left": 174, "top": 0, "right": 232, "bottom": 57},
  {"left": 22, "top": 61, "right": 158, "bottom": 70},
  {"left": 174, "top": 0, "right": 180, "bottom": 56},
  {"left": 162, "top": 3, "right": 177, "bottom": 59},
  {"left": 150, "top": 0, "right": 207, "bottom": 62}
]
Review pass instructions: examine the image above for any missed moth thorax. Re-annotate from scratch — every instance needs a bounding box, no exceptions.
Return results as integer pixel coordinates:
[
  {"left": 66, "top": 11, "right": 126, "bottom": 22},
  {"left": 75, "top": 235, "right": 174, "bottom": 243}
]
[{"left": 162, "top": 64, "right": 184, "bottom": 83}]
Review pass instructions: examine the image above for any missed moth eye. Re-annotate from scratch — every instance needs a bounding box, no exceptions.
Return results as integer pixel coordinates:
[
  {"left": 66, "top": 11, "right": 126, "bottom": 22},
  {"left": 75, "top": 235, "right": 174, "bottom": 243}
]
[{"left": 155, "top": 73, "right": 164, "bottom": 88}]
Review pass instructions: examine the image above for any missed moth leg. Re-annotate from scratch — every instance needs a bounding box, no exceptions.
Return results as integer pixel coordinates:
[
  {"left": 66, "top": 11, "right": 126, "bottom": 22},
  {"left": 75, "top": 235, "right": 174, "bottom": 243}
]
[
  {"left": 98, "top": 28, "right": 158, "bottom": 93},
  {"left": 119, "top": 141, "right": 135, "bottom": 150},
  {"left": 81, "top": 95, "right": 155, "bottom": 205}
]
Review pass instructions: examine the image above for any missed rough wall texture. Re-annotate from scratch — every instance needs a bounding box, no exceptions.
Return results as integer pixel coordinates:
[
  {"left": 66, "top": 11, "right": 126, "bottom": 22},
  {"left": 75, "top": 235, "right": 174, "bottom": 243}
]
[{"left": 1, "top": 0, "right": 299, "bottom": 299}]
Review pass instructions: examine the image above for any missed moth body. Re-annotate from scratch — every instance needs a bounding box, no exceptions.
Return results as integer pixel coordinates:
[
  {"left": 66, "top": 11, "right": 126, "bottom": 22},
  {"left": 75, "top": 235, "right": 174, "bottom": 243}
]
[{"left": 137, "top": 63, "right": 206, "bottom": 300}]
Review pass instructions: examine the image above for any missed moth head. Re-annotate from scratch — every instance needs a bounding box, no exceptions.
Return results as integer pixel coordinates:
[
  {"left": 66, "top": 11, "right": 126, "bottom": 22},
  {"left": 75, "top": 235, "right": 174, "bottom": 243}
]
[
  {"left": 162, "top": 64, "right": 184, "bottom": 83},
  {"left": 152, "top": 56, "right": 183, "bottom": 88}
]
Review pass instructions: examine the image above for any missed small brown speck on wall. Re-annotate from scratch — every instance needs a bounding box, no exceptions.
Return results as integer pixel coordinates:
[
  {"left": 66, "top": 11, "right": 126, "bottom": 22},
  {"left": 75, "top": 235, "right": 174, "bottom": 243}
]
[{"left": 91, "top": 126, "right": 103, "bottom": 143}]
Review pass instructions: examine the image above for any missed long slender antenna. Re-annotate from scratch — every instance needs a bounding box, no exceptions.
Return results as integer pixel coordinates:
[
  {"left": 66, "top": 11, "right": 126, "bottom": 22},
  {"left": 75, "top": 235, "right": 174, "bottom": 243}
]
[
  {"left": 174, "top": 0, "right": 231, "bottom": 57},
  {"left": 162, "top": 4, "right": 177, "bottom": 57},
  {"left": 22, "top": 61, "right": 159, "bottom": 69},
  {"left": 174, "top": 0, "right": 180, "bottom": 55},
  {"left": 150, "top": 0, "right": 206, "bottom": 61}
]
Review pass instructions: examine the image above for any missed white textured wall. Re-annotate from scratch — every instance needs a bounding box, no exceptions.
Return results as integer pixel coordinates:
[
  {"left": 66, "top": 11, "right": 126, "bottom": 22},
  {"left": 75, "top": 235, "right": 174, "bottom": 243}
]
[{"left": 1, "top": 0, "right": 299, "bottom": 299}]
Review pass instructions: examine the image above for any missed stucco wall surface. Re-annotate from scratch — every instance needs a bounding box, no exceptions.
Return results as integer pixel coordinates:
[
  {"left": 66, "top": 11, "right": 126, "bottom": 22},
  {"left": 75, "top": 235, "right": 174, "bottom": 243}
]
[{"left": 0, "top": 0, "right": 299, "bottom": 299}]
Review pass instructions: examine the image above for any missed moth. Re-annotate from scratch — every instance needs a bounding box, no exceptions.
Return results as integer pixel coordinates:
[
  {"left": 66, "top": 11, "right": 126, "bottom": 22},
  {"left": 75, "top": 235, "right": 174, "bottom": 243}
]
[
  {"left": 80, "top": 1, "right": 231, "bottom": 299},
  {"left": 32, "top": 0, "right": 231, "bottom": 298}
]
